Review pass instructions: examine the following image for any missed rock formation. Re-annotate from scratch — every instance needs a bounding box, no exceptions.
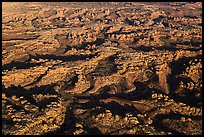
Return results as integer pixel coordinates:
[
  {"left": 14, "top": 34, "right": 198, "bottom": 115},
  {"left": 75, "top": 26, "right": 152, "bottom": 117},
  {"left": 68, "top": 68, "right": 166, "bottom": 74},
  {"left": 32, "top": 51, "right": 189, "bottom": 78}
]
[{"left": 2, "top": 2, "right": 202, "bottom": 135}]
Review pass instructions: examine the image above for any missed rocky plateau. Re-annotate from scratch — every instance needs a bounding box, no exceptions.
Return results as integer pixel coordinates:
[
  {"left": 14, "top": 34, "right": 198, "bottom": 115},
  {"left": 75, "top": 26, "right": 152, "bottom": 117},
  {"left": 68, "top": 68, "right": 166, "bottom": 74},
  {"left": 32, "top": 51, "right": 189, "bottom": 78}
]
[{"left": 2, "top": 2, "right": 202, "bottom": 135}]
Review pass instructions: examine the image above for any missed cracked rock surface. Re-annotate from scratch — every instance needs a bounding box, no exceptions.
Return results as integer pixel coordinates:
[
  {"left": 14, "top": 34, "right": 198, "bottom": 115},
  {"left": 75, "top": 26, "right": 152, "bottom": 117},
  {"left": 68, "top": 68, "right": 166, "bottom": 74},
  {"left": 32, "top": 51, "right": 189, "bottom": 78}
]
[{"left": 2, "top": 2, "right": 202, "bottom": 135}]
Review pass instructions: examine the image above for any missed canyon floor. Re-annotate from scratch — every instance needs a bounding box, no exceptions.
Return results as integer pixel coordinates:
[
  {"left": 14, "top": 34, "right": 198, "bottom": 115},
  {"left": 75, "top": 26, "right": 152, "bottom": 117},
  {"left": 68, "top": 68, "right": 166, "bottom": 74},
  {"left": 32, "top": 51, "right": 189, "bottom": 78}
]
[{"left": 2, "top": 2, "right": 202, "bottom": 135}]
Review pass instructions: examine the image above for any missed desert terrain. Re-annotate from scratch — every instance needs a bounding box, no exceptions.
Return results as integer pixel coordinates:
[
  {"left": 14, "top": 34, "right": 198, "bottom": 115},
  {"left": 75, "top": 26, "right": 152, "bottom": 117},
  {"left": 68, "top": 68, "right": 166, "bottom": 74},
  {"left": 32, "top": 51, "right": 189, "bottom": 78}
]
[{"left": 2, "top": 2, "right": 202, "bottom": 135}]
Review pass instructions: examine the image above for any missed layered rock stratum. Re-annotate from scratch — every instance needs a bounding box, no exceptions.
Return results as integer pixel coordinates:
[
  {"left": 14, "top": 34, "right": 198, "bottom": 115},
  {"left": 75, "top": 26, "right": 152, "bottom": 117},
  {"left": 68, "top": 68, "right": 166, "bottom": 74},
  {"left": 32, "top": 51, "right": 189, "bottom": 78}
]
[{"left": 2, "top": 2, "right": 202, "bottom": 135}]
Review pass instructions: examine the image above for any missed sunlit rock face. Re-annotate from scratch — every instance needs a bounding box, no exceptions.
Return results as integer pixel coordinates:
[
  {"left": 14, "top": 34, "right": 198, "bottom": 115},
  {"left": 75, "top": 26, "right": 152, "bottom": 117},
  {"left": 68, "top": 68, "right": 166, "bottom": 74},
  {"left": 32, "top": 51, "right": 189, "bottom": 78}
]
[{"left": 2, "top": 2, "right": 202, "bottom": 135}]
